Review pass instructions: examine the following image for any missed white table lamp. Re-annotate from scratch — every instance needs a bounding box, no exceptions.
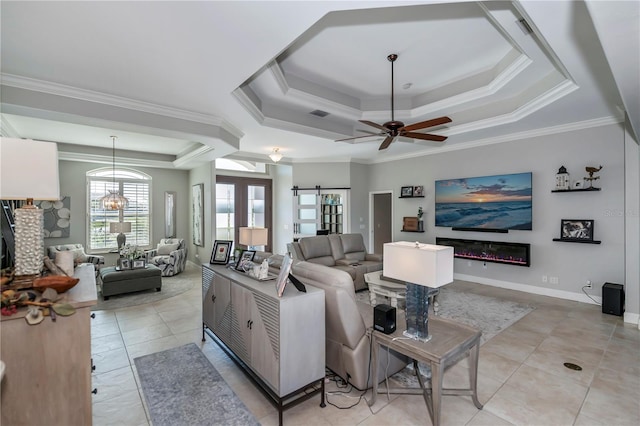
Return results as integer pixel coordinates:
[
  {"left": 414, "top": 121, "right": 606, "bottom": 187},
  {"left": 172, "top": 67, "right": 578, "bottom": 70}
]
[
  {"left": 239, "top": 227, "right": 268, "bottom": 250},
  {"left": 0, "top": 138, "right": 61, "bottom": 276},
  {"left": 383, "top": 241, "right": 454, "bottom": 342}
]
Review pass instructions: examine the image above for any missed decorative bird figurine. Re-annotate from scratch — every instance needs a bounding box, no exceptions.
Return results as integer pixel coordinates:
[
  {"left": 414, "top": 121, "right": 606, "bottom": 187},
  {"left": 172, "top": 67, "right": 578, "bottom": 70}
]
[
  {"left": 584, "top": 165, "right": 603, "bottom": 188},
  {"left": 586, "top": 165, "right": 603, "bottom": 176}
]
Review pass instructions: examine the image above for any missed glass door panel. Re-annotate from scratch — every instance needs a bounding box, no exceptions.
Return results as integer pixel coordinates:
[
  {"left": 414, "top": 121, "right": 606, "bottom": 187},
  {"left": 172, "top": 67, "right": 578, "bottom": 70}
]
[
  {"left": 216, "top": 183, "right": 235, "bottom": 240},
  {"left": 247, "top": 185, "right": 266, "bottom": 250}
]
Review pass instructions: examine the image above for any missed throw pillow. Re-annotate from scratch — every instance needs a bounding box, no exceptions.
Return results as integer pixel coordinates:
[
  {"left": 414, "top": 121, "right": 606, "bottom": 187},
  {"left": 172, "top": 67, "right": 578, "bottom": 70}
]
[
  {"left": 71, "top": 248, "right": 88, "bottom": 264},
  {"left": 55, "top": 251, "right": 75, "bottom": 276},
  {"left": 157, "top": 243, "right": 180, "bottom": 256}
]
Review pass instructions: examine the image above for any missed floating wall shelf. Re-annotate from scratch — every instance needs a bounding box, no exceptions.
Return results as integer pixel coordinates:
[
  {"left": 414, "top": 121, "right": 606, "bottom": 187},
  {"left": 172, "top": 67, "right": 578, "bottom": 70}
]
[
  {"left": 551, "top": 188, "right": 601, "bottom": 193},
  {"left": 552, "top": 238, "right": 601, "bottom": 244}
]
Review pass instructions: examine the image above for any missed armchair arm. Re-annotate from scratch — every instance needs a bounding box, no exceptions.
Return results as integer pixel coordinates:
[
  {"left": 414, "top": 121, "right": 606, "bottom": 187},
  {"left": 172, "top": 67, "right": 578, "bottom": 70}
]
[
  {"left": 364, "top": 253, "right": 383, "bottom": 262},
  {"left": 145, "top": 249, "right": 158, "bottom": 262},
  {"left": 85, "top": 255, "right": 105, "bottom": 266}
]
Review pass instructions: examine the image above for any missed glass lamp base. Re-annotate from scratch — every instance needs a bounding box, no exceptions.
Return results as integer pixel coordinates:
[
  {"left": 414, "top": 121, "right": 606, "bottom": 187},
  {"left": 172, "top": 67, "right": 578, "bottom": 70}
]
[
  {"left": 404, "top": 282, "right": 439, "bottom": 343},
  {"left": 403, "top": 330, "right": 432, "bottom": 342}
]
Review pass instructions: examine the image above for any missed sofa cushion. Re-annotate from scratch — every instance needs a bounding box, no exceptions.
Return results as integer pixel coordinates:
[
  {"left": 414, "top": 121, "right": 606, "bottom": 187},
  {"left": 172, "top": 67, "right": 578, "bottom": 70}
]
[
  {"left": 299, "top": 236, "right": 336, "bottom": 266},
  {"left": 157, "top": 243, "right": 179, "bottom": 255}
]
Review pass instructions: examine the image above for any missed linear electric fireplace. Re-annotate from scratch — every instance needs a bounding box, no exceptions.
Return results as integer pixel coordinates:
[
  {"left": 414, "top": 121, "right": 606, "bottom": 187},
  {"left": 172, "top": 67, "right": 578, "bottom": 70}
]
[{"left": 436, "top": 237, "right": 530, "bottom": 267}]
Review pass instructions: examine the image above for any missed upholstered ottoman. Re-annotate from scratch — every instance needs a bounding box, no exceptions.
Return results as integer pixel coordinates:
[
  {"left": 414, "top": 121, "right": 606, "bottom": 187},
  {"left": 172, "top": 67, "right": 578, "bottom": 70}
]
[{"left": 100, "top": 265, "right": 162, "bottom": 300}]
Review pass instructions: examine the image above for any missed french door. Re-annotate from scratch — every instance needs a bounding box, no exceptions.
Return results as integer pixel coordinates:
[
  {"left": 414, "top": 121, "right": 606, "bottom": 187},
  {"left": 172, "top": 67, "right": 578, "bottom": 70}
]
[{"left": 215, "top": 176, "right": 272, "bottom": 252}]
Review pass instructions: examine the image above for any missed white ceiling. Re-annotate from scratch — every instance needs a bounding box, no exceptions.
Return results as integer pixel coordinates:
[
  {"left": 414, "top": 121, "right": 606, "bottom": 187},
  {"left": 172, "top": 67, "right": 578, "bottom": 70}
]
[{"left": 1, "top": 1, "right": 638, "bottom": 169}]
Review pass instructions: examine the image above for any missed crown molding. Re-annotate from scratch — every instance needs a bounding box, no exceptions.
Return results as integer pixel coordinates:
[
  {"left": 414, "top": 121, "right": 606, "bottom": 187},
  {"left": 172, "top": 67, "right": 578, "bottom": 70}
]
[
  {"left": 232, "top": 87, "right": 266, "bottom": 124},
  {"left": 0, "top": 116, "right": 20, "bottom": 137},
  {"left": 173, "top": 145, "right": 215, "bottom": 168},
  {"left": 1, "top": 73, "right": 244, "bottom": 139},
  {"left": 58, "top": 151, "right": 176, "bottom": 169}
]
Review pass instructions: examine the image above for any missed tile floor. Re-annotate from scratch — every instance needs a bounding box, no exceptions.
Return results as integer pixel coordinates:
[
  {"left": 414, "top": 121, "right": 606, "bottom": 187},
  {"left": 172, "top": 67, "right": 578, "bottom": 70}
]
[{"left": 91, "top": 275, "right": 640, "bottom": 426}]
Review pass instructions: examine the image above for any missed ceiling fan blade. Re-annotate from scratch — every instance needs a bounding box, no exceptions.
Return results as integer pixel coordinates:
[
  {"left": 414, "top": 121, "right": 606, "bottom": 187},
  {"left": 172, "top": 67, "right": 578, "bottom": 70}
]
[
  {"left": 403, "top": 132, "right": 448, "bottom": 142},
  {"left": 357, "top": 129, "right": 383, "bottom": 135},
  {"left": 378, "top": 136, "right": 395, "bottom": 150},
  {"left": 401, "top": 116, "right": 452, "bottom": 132},
  {"left": 335, "top": 134, "right": 383, "bottom": 142},
  {"left": 359, "top": 120, "right": 388, "bottom": 131}
]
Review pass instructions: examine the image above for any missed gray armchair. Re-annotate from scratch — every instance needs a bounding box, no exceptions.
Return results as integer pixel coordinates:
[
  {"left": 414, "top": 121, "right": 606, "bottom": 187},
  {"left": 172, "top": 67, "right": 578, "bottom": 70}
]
[
  {"left": 47, "top": 243, "right": 105, "bottom": 274},
  {"left": 145, "top": 238, "right": 187, "bottom": 277}
]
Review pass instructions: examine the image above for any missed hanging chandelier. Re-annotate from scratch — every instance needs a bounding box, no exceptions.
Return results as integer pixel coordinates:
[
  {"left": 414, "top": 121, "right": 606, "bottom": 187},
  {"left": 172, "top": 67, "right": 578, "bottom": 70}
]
[
  {"left": 100, "top": 136, "right": 129, "bottom": 210},
  {"left": 269, "top": 147, "right": 282, "bottom": 163}
]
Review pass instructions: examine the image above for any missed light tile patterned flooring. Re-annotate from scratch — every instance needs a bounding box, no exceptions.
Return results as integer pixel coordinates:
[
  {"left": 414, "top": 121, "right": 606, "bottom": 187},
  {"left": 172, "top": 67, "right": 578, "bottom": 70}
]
[{"left": 91, "top": 277, "right": 640, "bottom": 426}]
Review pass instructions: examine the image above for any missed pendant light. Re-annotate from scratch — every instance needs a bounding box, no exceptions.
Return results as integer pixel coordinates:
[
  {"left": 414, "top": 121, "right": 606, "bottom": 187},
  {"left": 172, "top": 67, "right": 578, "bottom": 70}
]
[
  {"left": 100, "top": 136, "right": 129, "bottom": 210},
  {"left": 269, "top": 147, "right": 282, "bottom": 163}
]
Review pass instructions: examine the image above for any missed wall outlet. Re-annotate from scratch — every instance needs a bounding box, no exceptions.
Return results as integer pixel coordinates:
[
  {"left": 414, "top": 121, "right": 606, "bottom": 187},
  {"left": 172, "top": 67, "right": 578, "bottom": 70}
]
[
  {"left": 542, "top": 275, "right": 548, "bottom": 283},
  {"left": 550, "top": 276, "right": 559, "bottom": 284},
  {"left": 586, "top": 280, "right": 592, "bottom": 288}
]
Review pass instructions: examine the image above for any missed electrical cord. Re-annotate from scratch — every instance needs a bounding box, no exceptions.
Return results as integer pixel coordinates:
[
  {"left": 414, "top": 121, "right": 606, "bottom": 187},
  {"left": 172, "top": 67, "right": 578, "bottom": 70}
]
[{"left": 582, "top": 285, "right": 601, "bottom": 305}]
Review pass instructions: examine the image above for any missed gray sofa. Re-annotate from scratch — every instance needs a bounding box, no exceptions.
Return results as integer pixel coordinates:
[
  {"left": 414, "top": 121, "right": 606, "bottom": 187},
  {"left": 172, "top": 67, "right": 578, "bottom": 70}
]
[
  {"left": 255, "top": 252, "right": 408, "bottom": 391},
  {"left": 289, "top": 233, "right": 382, "bottom": 291}
]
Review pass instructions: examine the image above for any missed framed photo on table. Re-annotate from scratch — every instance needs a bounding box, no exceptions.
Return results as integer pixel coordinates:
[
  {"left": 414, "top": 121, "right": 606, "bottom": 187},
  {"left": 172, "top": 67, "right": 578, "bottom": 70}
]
[
  {"left": 132, "top": 259, "right": 146, "bottom": 269},
  {"left": 118, "top": 258, "right": 131, "bottom": 270},
  {"left": 211, "top": 240, "right": 232, "bottom": 264},
  {"left": 235, "top": 250, "right": 256, "bottom": 271}
]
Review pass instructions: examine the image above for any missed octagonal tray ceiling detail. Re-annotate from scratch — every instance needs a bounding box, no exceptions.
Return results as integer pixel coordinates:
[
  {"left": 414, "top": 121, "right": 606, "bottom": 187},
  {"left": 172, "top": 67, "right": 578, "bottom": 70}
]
[{"left": 234, "top": 2, "right": 577, "bottom": 147}]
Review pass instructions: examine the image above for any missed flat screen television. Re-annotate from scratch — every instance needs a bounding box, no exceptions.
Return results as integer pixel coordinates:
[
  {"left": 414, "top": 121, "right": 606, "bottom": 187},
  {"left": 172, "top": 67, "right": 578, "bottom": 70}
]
[{"left": 435, "top": 172, "right": 532, "bottom": 231}]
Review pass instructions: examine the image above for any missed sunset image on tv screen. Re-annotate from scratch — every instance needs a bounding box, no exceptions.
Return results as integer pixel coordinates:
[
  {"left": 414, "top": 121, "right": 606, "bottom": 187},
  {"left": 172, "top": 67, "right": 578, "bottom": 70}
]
[{"left": 435, "top": 172, "right": 532, "bottom": 230}]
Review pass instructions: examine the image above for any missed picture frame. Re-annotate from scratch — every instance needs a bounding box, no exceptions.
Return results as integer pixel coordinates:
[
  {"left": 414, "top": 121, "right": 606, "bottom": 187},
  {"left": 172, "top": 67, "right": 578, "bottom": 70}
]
[
  {"left": 132, "top": 259, "right": 146, "bottom": 269},
  {"left": 165, "top": 191, "right": 176, "bottom": 238},
  {"left": 560, "top": 219, "right": 594, "bottom": 241},
  {"left": 276, "top": 254, "right": 294, "bottom": 297},
  {"left": 235, "top": 250, "right": 256, "bottom": 271},
  {"left": 192, "top": 183, "right": 204, "bottom": 246},
  {"left": 403, "top": 216, "right": 419, "bottom": 231},
  {"left": 118, "top": 258, "right": 131, "bottom": 270},
  {"left": 211, "top": 240, "right": 233, "bottom": 264},
  {"left": 400, "top": 186, "right": 414, "bottom": 197},
  {"left": 413, "top": 186, "right": 424, "bottom": 197}
]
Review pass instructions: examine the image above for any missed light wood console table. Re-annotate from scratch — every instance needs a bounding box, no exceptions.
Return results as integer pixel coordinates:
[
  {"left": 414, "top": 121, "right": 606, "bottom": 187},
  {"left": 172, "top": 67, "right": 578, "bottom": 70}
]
[
  {"left": 369, "top": 315, "right": 483, "bottom": 426},
  {"left": 1, "top": 264, "right": 97, "bottom": 425}
]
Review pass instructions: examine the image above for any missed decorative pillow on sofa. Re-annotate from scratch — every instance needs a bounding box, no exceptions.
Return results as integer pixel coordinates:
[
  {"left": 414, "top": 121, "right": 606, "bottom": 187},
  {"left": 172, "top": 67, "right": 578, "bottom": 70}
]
[
  {"left": 55, "top": 251, "right": 75, "bottom": 276},
  {"left": 157, "top": 243, "right": 180, "bottom": 255},
  {"left": 70, "top": 248, "right": 88, "bottom": 264}
]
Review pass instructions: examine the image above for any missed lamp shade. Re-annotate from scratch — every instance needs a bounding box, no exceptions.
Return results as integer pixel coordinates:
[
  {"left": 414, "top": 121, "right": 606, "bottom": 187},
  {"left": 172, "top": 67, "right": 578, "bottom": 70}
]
[
  {"left": 239, "top": 227, "right": 268, "bottom": 246},
  {"left": 383, "top": 241, "right": 453, "bottom": 288},
  {"left": 109, "top": 222, "right": 132, "bottom": 234},
  {"left": 0, "top": 138, "right": 60, "bottom": 201}
]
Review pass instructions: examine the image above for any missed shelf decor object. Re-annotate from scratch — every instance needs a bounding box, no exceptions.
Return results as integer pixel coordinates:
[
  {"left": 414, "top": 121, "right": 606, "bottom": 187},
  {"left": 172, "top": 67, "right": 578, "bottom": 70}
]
[
  {"left": 402, "top": 216, "right": 420, "bottom": 232},
  {"left": 400, "top": 186, "right": 413, "bottom": 197},
  {"left": 110, "top": 221, "right": 131, "bottom": 253},
  {"left": 0, "top": 138, "right": 61, "bottom": 277},
  {"left": 584, "top": 165, "right": 603, "bottom": 189},
  {"left": 555, "top": 219, "right": 601, "bottom": 244},
  {"left": 383, "top": 242, "right": 454, "bottom": 342},
  {"left": 556, "top": 166, "right": 570, "bottom": 190}
]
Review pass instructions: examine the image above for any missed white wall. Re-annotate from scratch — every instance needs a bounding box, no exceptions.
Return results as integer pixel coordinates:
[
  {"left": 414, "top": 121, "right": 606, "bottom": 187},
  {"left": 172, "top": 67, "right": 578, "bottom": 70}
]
[
  {"left": 188, "top": 161, "right": 215, "bottom": 265},
  {"left": 366, "top": 124, "right": 627, "bottom": 308},
  {"left": 272, "top": 164, "right": 293, "bottom": 255},
  {"left": 51, "top": 160, "right": 190, "bottom": 267}
]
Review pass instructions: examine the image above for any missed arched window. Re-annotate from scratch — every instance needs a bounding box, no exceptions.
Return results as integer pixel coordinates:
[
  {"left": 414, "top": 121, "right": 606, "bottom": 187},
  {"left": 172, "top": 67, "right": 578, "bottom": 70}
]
[{"left": 87, "top": 167, "right": 151, "bottom": 252}]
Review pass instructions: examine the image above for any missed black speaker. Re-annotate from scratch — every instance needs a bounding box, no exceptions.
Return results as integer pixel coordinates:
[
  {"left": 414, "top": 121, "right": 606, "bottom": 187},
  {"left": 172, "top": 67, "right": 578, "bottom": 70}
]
[
  {"left": 602, "top": 282, "right": 624, "bottom": 316},
  {"left": 374, "top": 304, "right": 396, "bottom": 334}
]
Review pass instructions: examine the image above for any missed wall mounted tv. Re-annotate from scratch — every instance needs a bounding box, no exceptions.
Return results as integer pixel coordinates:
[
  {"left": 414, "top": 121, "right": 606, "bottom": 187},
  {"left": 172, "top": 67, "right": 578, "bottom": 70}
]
[{"left": 435, "top": 172, "right": 532, "bottom": 231}]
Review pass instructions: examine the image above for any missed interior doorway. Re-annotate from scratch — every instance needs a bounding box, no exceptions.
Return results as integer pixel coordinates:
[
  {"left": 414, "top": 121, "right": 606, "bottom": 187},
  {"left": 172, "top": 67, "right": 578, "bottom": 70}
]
[{"left": 370, "top": 191, "right": 393, "bottom": 254}]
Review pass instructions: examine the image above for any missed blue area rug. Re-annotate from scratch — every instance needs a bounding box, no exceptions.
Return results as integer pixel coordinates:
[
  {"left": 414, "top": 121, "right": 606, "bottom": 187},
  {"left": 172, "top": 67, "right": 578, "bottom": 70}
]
[{"left": 134, "top": 343, "right": 260, "bottom": 426}]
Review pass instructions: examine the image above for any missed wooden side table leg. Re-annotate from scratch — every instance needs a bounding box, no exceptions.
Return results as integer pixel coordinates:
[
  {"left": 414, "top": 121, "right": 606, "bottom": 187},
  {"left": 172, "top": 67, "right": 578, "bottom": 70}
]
[
  {"left": 368, "top": 333, "right": 379, "bottom": 407},
  {"left": 431, "top": 362, "right": 444, "bottom": 426},
  {"left": 469, "top": 341, "right": 483, "bottom": 409}
]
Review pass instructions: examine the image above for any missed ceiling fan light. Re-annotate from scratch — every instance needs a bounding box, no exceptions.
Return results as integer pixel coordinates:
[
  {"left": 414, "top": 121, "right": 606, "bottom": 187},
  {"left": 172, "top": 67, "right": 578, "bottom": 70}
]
[{"left": 269, "top": 148, "right": 283, "bottom": 163}]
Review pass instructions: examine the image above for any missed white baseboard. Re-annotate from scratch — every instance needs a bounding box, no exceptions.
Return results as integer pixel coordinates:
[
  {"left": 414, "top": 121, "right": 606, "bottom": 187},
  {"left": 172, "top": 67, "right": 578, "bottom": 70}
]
[{"left": 453, "top": 273, "right": 634, "bottom": 325}]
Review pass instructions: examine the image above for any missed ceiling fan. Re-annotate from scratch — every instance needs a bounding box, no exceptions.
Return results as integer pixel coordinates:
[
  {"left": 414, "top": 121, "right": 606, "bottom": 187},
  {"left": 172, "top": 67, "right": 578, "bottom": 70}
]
[{"left": 336, "top": 54, "right": 452, "bottom": 150}]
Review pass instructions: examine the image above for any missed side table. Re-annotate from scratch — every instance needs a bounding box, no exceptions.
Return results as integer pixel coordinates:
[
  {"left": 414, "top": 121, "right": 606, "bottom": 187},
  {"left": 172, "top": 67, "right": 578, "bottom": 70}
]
[{"left": 368, "top": 315, "right": 483, "bottom": 426}]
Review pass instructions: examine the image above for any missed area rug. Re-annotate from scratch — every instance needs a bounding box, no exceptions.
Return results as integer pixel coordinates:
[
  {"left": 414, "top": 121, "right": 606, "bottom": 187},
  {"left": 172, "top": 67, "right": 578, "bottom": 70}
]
[
  {"left": 134, "top": 343, "right": 260, "bottom": 426},
  {"left": 92, "top": 262, "right": 200, "bottom": 311},
  {"left": 357, "top": 285, "right": 534, "bottom": 384}
]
